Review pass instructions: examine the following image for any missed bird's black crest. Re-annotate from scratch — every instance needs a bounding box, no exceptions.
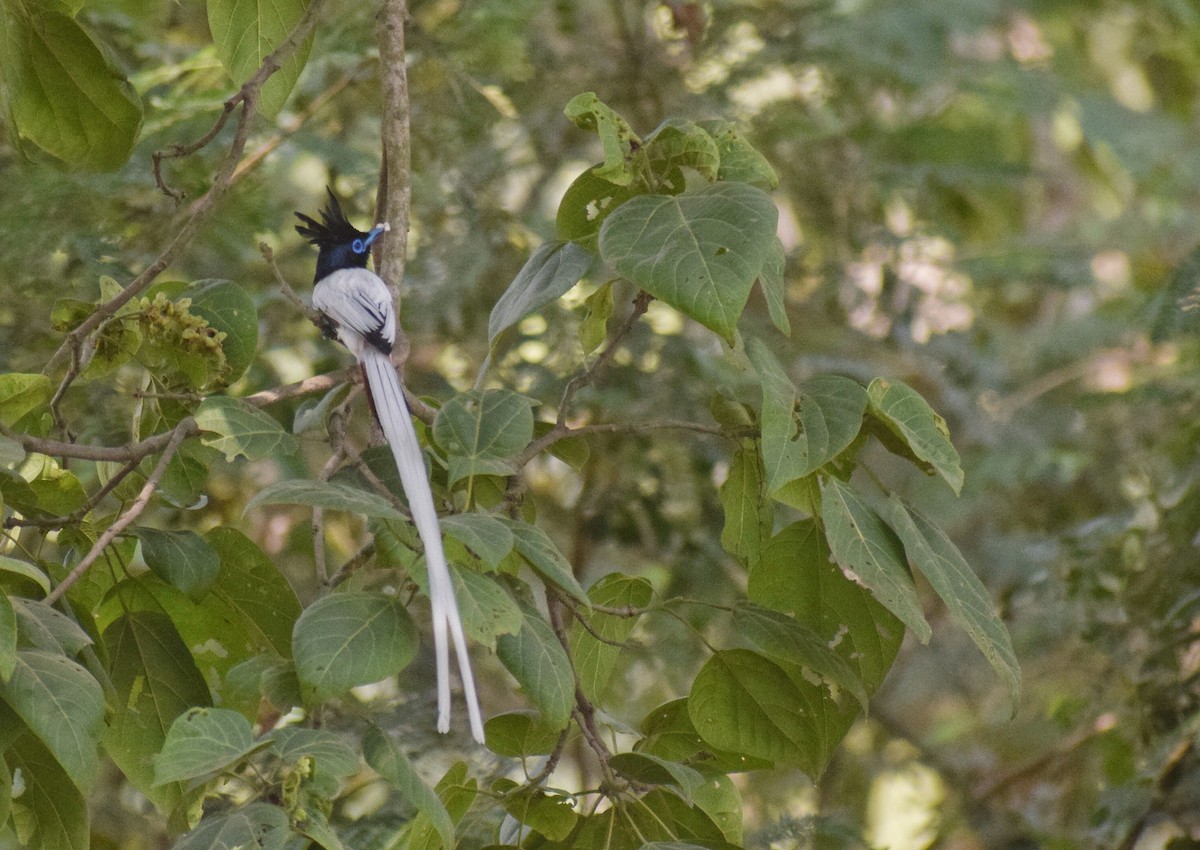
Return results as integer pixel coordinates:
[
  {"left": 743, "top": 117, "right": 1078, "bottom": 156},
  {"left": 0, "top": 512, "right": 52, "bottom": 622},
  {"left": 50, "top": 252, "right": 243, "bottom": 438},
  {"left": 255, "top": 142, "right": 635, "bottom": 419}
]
[{"left": 294, "top": 187, "right": 368, "bottom": 247}]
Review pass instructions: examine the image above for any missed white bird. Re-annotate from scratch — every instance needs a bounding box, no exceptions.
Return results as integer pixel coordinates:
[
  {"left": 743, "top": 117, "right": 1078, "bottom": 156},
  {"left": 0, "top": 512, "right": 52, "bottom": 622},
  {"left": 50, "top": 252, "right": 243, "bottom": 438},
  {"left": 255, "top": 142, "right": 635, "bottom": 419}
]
[{"left": 296, "top": 190, "right": 484, "bottom": 743}]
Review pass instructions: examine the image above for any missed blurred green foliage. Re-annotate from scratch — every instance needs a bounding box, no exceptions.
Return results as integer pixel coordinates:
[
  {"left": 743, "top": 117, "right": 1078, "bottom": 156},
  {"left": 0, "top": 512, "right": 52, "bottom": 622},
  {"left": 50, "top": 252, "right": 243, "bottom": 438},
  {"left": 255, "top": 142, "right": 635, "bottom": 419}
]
[{"left": 2, "top": 0, "right": 1200, "bottom": 848}]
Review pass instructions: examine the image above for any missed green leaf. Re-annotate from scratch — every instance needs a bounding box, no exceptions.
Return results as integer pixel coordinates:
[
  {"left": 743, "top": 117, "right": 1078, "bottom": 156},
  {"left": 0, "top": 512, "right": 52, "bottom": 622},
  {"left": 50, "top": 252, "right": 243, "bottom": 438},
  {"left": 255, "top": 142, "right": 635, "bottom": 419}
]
[
  {"left": 157, "top": 441, "right": 213, "bottom": 508},
  {"left": 884, "top": 497, "right": 1021, "bottom": 710},
  {"left": 747, "top": 339, "right": 867, "bottom": 493},
  {"left": 687, "top": 649, "right": 830, "bottom": 775},
  {"left": 103, "top": 612, "right": 211, "bottom": 815},
  {"left": 11, "top": 599, "right": 92, "bottom": 655},
  {"left": 440, "top": 513, "right": 514, "bottom": 567},
  {"left": 246, "top": 478, "right": 403, "bottom": 519},
  {"left": 563, "top": 92, "right": 643, "bottom": 186},
  {"left": 866, "top": 378, "right": 963, "bottom": 494},
  {"left": 293, "top": 384, "right": 351, "bottom": 434},
  {"left": 363, "top": 726, "right": 455, "bottom": 850},
  {"left": 292, "top": 591, "right": 418, "bottom": 700},
  {"left": 385, "top": 762, "right": 477, "bottom": 850},
  {"left": 267, "top": 727, "right": 359, "bottom": 795},
  {"left": 698, "top": 119, "right": 780, "bottom": 188},
  {"left": 497, "top": 605, "right": 574, "bottom": 729},
  {"left": 452, "top": 568, "right": 522, "bottom": 648},
  {"left": 599, "top": 183, "right": 779, "bottom": 341},
  {"left": 0, "top": 9, "right": 142, "bottom": 169},
  {"left": 645, "top": 118, "right": 721, "bottom": 181},
  {"left": 484, "top": 710, "right": 563, "bottom": 758},
  {"left": 758, "top": 238, "right": 790, "bottom": 336},
  {"left": 569, "top": 573, "right": 653, "bottom": 701},
  {"left": 24, "top": 455, "right": 86, "bottom": 515},
  {"left": 173, "top": 802, "right": 290, "bottom": 850},
  {"left": 748, "top": 522, "right": 902, "bottom": 710},
  {"left": 6, "top": 728, "right": 88, "bottom": 850},
  {"left": 487, "top": 241, "right": 593, "bottom": 346},
  {"left": 195, "top": 396, "right": 297, "bottom": 462},
  {"left": 691, "top": 774, "right": 743, "bottom": 845},
  {"left": 82, "top": 316, "right": 142, "bottom": 378},
  {"left": 154, "top": 707, "right": 258, "bottom": 785},
  {"left": 0, "top": 650, "right": 103, "bottom": 791},
  {"left": 0, "top": 373, "right": 50, "bottom": 426},
  {"left": 579, "top": 280, "right": 614, "bottom": 353},
  {"left": 556, "top": 168, "right": 650, "bottom": 250},
  {"left": 206, "top": 527, "right": 301, "bottom": 658},
  {"left": 50, "top": 298, "right": 93, "bottom": 333},
  {"left": 820, "top": 478, "right": 931, "bottom": 642},
  {"left": 0, "top": 593, "right": 15, "bottom": 682},
  {"left": 500, "top": 784, "right": 578, "bottom": 841},
  {"left": 432, "top": 389, "right": 534, "bottom": 484},
  {"left": 638, "top": 698, "right": 773, "bottom": 773},
  {"left": 134, "top": 528, "right": 221, "bottom": 601},
  {"left": 207, "top": 0, "right": 312, "bottom": 118},
  {"left": 293, "top": 808, "right": 346, "bottom": 850},
  {"left": 732, "top": 603, "right": 869, "bottom": 711},
  {"left": 502, "top": 519, "right": 589, "bottom": 603},
  {"left": 609, "top": 752, "right": 706, "bottom": 804},
  {"left": 719, "top": 441, "right": 773, "bottom": 567},
  {"left": 189, "top": 279, "right": 259, "bottom": 383}
]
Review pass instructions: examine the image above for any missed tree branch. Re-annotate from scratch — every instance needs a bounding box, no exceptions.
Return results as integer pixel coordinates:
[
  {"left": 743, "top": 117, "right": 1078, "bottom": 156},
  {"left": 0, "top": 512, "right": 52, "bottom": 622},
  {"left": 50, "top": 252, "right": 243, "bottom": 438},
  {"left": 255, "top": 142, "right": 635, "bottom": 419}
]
[{"left": 45, "top": 418, "right": 195, "bottom": 605}]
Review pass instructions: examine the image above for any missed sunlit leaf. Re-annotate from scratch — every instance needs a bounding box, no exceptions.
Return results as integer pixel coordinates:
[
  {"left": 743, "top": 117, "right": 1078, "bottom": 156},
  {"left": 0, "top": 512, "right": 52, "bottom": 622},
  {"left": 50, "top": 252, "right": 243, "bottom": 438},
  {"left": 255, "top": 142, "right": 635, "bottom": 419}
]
[
  {"left": 7, "top": 728, "right": 88, "bottom": 850},
  {"left": 698, "top": 119, "right": 779, "bottom": 188},
  {"left": 0, "top": 593, "right": 15, "bottom": 683},
  {"left": 563, "top": 92, "right": 643, "bottom": 186},
  {"left": 0, "top": 373, "right": 50, "bottom": 427},
  {"left": 0, "top": 9, "right": 142, "bottom": 169},
  {"left": 452, "top": 568, "right": 522, "bottom": 648},
  {"left": 0, "top": 554, "right": 50, "bottom": 596},
  {"left": 502, "top": 519, "right": 588, "bottom": 603},
  {"left": 246, "top": 478, "right": 403, "bottom": 519},
  {"left": 720, "top": 440, "right": 773, "bottom": 567},
  {"left": 484, "top": 710, "right": 563, "bottom": 758},
  {"left": 207, "top": 0, "right": 311, "bottom": 118},
  {"left": 645, "top": 118, "right": 721, "bottom": 181},
  {"left": 569, "top": 572, "right": 653, "bottom": 701},
  {"left": 189, "top": 279, "right": 259, "bottom": 383}
]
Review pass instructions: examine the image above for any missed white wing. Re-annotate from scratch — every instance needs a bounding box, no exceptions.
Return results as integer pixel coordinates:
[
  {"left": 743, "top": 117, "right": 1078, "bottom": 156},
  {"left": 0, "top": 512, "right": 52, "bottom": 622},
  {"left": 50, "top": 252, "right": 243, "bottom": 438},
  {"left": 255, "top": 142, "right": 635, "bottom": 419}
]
[{"left": 312, "top": 267, "right": 397, "bottom": 356}]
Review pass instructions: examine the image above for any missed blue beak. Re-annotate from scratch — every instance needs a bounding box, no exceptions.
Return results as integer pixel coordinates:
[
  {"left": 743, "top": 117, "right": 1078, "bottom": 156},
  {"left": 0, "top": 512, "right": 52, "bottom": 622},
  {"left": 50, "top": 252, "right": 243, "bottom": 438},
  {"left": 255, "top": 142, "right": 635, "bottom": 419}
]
[{"left": 363, "top": 224, "right": 388, "bottom": 247}]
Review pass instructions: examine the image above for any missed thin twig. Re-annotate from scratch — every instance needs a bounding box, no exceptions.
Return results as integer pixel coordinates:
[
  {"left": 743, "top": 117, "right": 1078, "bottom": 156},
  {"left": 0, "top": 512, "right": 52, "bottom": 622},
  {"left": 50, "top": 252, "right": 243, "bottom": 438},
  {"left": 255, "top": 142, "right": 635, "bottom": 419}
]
[
  {"left": 260, "top": 242, "right": 325, "bottom": 327},
  {"left": 45, "top": 418, "right": 195, "bottom": 605},
  {"left": 243, "top": 369, "right": 356, "bottom": 407},
  {"left": 325, "top": 539, "right": 377, "bottom": 589}
]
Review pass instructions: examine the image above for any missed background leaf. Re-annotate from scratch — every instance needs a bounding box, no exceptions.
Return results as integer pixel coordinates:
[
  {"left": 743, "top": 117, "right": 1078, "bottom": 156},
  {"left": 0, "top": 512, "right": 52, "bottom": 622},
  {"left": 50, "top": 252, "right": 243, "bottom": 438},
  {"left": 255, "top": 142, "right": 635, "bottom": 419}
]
[
  {"left": 0, "top": 9, "right": 141, "bottom": 169},
  {"left": 206, "top": 0, "right": 311, "bottom": 118},
  {"left": 487, "top": 241, "right": 593, "bottom": 346}
]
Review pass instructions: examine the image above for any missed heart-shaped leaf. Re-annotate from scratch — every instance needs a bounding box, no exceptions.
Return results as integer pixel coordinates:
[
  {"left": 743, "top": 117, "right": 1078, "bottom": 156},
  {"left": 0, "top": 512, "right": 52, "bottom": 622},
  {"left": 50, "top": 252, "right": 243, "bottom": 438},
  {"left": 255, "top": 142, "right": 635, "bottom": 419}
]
[{"left": 599, "top": 183, "right": 778, "bottom": 341}]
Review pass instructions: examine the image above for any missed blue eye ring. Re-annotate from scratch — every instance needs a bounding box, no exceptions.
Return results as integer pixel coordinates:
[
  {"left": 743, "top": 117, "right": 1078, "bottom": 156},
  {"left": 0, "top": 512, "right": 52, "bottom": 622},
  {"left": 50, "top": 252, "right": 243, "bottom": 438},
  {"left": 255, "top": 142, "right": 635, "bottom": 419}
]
[{"left": 351, "top": 238, "right": 366, "bottom": 253}]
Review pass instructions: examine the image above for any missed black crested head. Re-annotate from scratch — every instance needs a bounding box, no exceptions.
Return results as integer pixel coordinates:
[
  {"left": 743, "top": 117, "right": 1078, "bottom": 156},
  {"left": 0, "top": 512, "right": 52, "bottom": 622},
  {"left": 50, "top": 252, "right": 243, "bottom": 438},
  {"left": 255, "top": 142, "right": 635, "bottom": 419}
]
[{"left": 295, "top": 187, "right": 386, "bottom": 282}]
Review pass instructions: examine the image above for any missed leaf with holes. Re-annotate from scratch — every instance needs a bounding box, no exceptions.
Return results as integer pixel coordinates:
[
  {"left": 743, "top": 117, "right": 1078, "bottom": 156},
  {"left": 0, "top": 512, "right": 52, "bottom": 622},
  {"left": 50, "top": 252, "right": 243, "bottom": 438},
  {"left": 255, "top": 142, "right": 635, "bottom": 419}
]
[{"left": 867, "top": 378, "right": 963, "bottom": 494}]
